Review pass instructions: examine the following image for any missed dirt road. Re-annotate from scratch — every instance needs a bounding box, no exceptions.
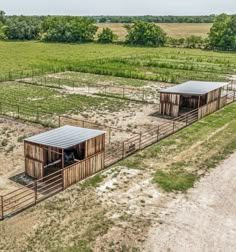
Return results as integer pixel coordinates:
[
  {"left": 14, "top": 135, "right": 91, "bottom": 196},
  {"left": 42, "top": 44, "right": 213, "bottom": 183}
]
[{"left": 144, "top": 153, "right": 236, "bottom": 252}]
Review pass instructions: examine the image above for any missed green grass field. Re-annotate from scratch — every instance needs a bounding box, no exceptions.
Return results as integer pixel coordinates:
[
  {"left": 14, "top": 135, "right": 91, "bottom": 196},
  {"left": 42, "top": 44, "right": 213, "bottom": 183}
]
[{"left": 0, "top": 41, "right": 236, "bottom": 84}]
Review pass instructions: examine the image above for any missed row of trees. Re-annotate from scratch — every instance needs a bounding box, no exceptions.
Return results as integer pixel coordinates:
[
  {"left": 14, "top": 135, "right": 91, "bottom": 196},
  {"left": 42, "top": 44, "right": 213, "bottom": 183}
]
[
  {"left": 93, "top": 15, "right": 216, "bottom": 24},
  {"left": 0, "top": 11, "right": 235, "bottom": 50}
]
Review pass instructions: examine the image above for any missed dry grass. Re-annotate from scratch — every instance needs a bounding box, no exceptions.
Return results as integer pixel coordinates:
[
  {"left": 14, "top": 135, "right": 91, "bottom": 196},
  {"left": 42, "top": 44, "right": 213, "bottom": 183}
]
[{"left": 97, "top": 23, "right": 212, "bottom": 40}]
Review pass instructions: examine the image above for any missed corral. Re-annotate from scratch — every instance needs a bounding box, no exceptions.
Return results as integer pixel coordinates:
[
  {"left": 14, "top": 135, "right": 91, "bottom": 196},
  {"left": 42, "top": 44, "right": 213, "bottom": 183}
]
[
  {"left": 25, "top": 126, "right": 105, "bottom": 185},
  {"left": 159, "top": 81, "right": 229, "bottom": 117}
]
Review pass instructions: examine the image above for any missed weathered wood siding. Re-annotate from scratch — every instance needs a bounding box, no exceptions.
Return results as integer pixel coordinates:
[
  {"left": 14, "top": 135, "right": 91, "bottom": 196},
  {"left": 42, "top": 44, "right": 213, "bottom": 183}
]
[
  {"left": 63, "top": 152, "right": 105, "bottom": 188},
  {"left": 44, "top": 146, "right": 61, "bottom": 165},
  {"left": 25, "top": 142, "right": 44, "bottom": 179},
  {"left": 160, "top": 93, "right": 180, "bottom": 117},
  {"left": 85, "top": 134, "right": 105, "bottom": 158},
  {"left": 207, "top": 89, "right": 221, "bottom": 103},
  {"left": 198, "top": 99, "right": 219, "bottom": 119}
]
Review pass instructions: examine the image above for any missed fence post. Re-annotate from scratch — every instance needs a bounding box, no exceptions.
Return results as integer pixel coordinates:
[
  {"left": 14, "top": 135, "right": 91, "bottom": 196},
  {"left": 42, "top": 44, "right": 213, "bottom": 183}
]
[
  {"left": 234, "top": 91, "right": 236, "bottom": 101},
  {"left": 1, "top": 196, "right": 3, "bottom": 220},
  {"left": 157, "top": 126, "right": 160, "bottom": 141},
  {"left": 34, "top": 181, "right": 38, "bottom": 204},
  {"left": 122, "top": 142, "right": 125, "bottom": 158},
  {"left": 173, "top": 121, "right": 175, "bottom": 132},
  {"left": 109, "top": 127, "right": 111, "bottom": 144},
  {"left": 186, "top": 114, "right": 188, "bottom": 126},
  {"left": 17, "top": 105, "right": 20, "bottom": 119},
  {"left": 139, "top": 132, "right": 142, "bottom": 149},
  {"left": 58, "top": 116, "right": 61, "bottom": 127}
]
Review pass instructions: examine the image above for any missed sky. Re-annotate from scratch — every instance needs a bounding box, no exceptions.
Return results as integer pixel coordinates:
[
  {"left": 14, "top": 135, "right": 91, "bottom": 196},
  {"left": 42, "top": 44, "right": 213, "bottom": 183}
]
[{"left": 0, "top": 0, "right": 236, "bottom": 16}]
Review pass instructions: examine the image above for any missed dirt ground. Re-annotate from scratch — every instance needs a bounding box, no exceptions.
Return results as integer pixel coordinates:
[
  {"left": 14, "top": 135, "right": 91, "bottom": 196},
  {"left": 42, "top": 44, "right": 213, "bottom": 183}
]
[
  {"left": 144, "top": 152, "right": 236, "bottom": 252},
  {"left": 0, "top": 117, "right": 45, "bottom": 195}
]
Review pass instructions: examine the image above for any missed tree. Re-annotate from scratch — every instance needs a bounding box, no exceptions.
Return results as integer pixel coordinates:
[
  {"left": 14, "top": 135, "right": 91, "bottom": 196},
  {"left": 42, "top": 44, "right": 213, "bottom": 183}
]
[
  {"left": 208, "top": 14, "right": 236, "bottom": 50},
  {"left": 125, "top": 21, "right": 167, "bottom": 46},
  {"left": 4, "top": 16, "right": 41, "bottom": 40},
  {"left": 0, "top": 10, "right": 5, "bottom": 24},
  {"left": 97, "top": 28, "right": 117, "bottom": 43},
  {"left": 40, "top": 16, "right": 98, "bottom": 42}
]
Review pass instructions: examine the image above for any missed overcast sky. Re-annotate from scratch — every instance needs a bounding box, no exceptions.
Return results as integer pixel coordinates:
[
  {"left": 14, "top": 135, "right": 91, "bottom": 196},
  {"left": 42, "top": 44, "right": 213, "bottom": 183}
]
[{"left": 0, "top": 0, "right": 236, "bottom": 16}]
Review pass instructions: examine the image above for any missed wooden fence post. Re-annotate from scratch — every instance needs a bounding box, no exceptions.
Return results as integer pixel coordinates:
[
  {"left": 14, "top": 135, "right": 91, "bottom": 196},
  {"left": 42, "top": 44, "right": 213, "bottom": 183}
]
[
  {"left": 173, "top": 121, "right": 175, "bottom": 132},
  {"left": 122, "top": 142, "right": 125, "bottom": 158},
  {"left": 17, "top": 105, "right": 20, "bottom": 119},
  {"left": 157, "top": 126, "right": 160, "bottom": 141},
  {"left": 109, "top": 127, "right": 111, "bottom": 144},
  {"left": 186, "top": 114, "right": 188, "bottom": 126},
  {"left": 58, "top": 116, "right": 61, "bottom": 127},
  {"left": 1, "top": 196, "right": 3, "bottom": 220},
  {"left": 139, "top": 132, "right": 142, "bottom": 149},
  {"left": 34, "top": 181, "right": 38, "bottom": 204}
]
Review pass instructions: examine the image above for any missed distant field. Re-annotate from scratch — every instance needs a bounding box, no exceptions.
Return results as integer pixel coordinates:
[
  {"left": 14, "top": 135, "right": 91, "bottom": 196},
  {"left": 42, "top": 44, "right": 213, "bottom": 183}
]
[
  {"left": 0, "top": 41, "right": 235, "bottom": 84},
  {"left": 97, "top": 23, "right": 213, "bottom": 40}
]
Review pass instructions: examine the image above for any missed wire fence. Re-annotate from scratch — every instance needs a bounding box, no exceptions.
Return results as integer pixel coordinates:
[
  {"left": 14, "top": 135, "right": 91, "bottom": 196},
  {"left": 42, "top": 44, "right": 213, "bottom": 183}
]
[{"left": 19, "top": 75, "right": 162, "bottom": 104}]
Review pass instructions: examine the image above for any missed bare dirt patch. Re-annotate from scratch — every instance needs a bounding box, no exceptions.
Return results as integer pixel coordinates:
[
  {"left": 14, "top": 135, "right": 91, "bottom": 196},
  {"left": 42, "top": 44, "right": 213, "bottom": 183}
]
[
  {"left": 144, "top": 152, "right": 236, "bottom": 252},
  {"left": 0, "top": 117, "right": 46, "bottom": 195}
]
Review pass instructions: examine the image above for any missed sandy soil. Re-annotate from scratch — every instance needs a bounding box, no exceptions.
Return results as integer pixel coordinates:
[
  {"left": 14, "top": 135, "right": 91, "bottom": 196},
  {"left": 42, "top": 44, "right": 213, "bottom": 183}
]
[
  {"left": 144, "top": 153, "right": 236, "bottom": 252},
  {"left": 0, "top": 117, "right": 45, "bottom": 195}
]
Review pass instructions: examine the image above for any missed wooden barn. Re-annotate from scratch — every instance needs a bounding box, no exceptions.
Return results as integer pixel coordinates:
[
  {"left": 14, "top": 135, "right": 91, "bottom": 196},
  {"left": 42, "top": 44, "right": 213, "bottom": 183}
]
[
  {"left": 159, "top": 81, "right": 229, "bottom": 117},
  {"left": 24, "top": 126, "right": 105, "bottom": 188}
]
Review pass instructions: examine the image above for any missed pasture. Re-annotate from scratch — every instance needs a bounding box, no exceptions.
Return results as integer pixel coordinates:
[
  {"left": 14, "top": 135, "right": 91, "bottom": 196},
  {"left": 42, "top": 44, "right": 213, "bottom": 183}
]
[
  {"left": 97, "top": 23, "right": 213, "bottom": 40},
  {"left": 0, "top": 40, "right": 236, "bottom": 251}
]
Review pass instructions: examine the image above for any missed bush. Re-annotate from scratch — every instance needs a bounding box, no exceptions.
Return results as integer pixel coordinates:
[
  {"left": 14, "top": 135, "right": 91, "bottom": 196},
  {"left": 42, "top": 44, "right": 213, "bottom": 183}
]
[
  {"left": 97, "top": 28, "right": 117, "bottom": 43},
  {"left": 125, "top": 21, "right": 167, "bottom": 47}
]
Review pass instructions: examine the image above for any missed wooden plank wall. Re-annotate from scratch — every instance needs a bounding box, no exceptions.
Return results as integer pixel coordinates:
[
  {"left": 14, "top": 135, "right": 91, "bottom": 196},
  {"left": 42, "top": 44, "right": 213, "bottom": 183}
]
[
  {"left": 198, "top": 100, "right": 219, "bottom": 119},
  {"left": 25, "top": 142, "right": 44, "bottom": 179},
  {"left": 207, "top": 89, "right": 221, "bottom": 103},
  {"left": 44, "top": 146, "right": 61, "bottom": 165},
  {"left": 85, "top": 134, "right": 105, "bottom": 158},
  {"left": 160, "top": 93, "right": 180, "bottom": 117},
  {"left": 63, "top": 152, "right": 105, "bottom": 188}
]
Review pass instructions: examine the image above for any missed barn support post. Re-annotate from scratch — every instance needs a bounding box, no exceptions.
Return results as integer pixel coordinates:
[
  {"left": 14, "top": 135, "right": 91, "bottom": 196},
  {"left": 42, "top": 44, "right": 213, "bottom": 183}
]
[
  {"left": 198, "top": 95, "right": 201, "bottom": 108},
  {"left": 62, "top": 149, "right": 65, "bottom": 190}
]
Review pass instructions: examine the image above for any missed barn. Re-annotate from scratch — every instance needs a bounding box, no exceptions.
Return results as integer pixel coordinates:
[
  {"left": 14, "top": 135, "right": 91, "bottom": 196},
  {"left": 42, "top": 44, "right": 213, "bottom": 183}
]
[
  {"left": 24, "top": 125, "right": 105, "bottom": 188},
  {"left": 159, "top": 81, "right": 229, "bottom": 117}
]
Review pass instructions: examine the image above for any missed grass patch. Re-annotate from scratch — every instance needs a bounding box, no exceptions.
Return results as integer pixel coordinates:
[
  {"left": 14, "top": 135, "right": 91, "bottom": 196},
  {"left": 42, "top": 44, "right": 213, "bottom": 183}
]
[
  {"left": 80, "top": 174, "right": 107, "bottom": 190},
  {"left": 154, "top": 170, "right": 197, "bottom": 192}
]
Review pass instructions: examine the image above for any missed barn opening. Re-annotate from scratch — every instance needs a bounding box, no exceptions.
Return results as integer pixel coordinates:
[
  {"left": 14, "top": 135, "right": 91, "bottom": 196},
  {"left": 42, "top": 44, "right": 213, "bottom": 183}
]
[
  {"left": 24, "top": 125, "right": 105, "bottom": 179},
  {"left": 159, "top": 81, "right": 229, "bottom": 117}
]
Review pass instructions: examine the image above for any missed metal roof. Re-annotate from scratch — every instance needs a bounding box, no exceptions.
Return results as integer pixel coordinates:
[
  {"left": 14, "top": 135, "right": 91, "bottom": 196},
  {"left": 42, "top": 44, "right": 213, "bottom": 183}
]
[
  {"left": 159, "top": 81, "right": 229, "bottom": 95},
  {"left": 25, "top": 125, "right": 105, "bottom": 149}
]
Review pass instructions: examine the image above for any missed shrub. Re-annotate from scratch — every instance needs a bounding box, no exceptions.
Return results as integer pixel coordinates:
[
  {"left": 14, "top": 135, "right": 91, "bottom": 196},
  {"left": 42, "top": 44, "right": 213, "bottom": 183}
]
[
  {"left": 98, "top": 28, "right": 117, "bottom": 43},
  {"left": 125, "top": 21, "right": 167, "bottom": 47}
]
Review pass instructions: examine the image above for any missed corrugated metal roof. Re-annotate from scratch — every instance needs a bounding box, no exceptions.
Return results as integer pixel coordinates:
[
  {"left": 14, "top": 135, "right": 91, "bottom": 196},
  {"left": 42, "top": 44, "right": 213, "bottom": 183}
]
[
  {"left": 159, "top": 81, "right": 229, "bottom": 95},
  {"left": 25, "top": 125, "right": 106, "bottom": 149}
]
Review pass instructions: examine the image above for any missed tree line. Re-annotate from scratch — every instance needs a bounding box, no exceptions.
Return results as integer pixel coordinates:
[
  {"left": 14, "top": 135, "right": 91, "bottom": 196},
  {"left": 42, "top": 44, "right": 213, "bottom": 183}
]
[
  {"left": 0, "top": 11, "right": 235, "bottom": 50},
  {"left": 92, "top": 15, "right": 216, "bottom": 23}
]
